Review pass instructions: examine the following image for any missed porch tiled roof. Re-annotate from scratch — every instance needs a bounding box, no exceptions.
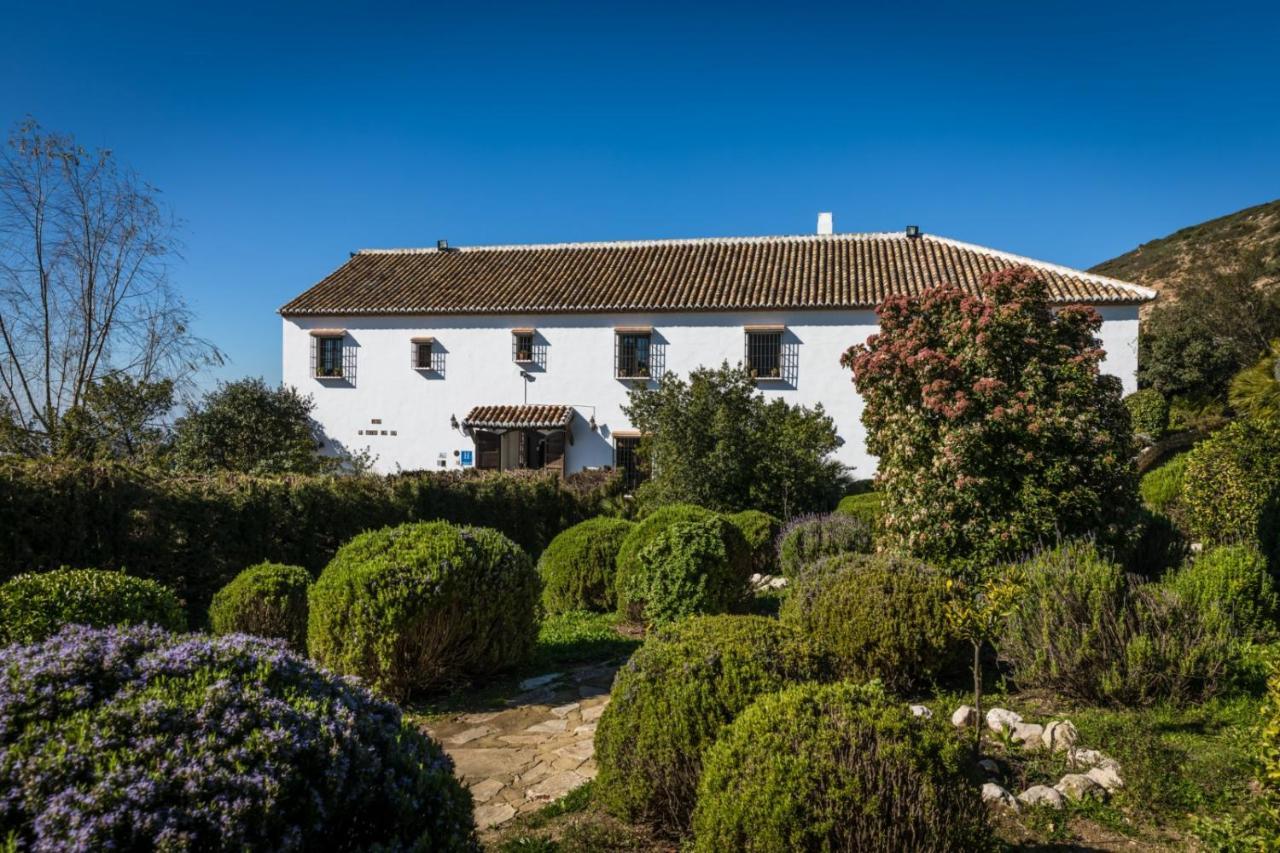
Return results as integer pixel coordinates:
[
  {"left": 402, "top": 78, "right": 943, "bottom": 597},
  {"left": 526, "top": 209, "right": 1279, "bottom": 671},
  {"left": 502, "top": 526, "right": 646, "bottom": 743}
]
[
  {"left": 462, "top": 405, "right": 574, "bottom": 430},
  {"left": 280, "top": 232, "right": 1156, "bottom": 317}
]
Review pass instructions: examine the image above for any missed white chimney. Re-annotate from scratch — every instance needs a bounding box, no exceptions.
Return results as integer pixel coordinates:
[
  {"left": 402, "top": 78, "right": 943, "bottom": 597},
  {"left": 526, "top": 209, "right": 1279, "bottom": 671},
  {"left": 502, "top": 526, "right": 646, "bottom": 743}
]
[{"left": 816, "top": 212, "right": 833, "bottom": 235}]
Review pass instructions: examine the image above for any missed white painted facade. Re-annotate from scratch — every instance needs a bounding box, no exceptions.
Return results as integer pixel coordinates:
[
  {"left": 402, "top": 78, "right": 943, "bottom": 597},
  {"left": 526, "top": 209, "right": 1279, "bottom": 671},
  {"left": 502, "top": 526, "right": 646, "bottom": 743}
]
[{"left": 281, "top": 304, "right": 1142, "bottom": 477}]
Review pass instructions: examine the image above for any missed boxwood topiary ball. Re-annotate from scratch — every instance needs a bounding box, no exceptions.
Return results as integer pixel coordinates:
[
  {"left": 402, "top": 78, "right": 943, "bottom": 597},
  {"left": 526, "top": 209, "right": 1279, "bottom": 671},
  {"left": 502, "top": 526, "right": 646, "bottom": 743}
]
[
  {"left": 209, "top": 561, "right": 312, "bottom": 651},
  {"left": 0, "top": 567, "right": 185, "bottom": 645},
  {"left": 780, "top": 552, "right": 958, "bottom": 692},
  {"left": 619, "top": 518, "right": 749, "bottom": 626},
  {"left": 692, "top": 681, "right": 988, "bottom": 852},
  {"left": 593, "top": 614, "right": 827, "bottom": 836},
  {"left": 537, "top": 516, "right": 635, "bottom": 613},
  {"left": 725, "top": 509, "right": 782, "bottom": 576},
  {"left": 0, "top": 625, "right": 479, "bottom": 851},
  {"left": 308, "top": 520, "right": 541, "bottom": 699}
]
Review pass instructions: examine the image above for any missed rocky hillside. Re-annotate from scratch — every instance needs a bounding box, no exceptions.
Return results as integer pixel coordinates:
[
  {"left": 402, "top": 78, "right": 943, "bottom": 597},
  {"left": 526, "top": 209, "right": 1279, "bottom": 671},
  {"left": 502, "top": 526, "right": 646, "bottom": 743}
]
[{"left": 1090, "top": 198, "right": 1280, "bottom": 295}]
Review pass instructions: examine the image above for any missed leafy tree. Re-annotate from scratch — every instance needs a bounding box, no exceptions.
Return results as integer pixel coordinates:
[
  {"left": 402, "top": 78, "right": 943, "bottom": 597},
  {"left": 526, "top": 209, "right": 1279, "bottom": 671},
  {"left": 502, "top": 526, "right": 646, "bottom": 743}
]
[
  {"left": 944, "top": 571, "right": 1022, "bottom": 754},
  {"left": 56, "top": 375, "right": 174, "bottom": 463},
  {"left": 0, "top": 120, "right": 220, "bottom": 454},
  {"left": 622, "top": 363, "right": 845, "bottom": 517},
  {"left": 843, "top": 266, "right": 1138, "bottom": 571},
  {"left": 1139, "top": 252, "right": 1280, "bottom": 401},
  {"left": 173, "top": 378, "right": 328, "bottom": 474}
]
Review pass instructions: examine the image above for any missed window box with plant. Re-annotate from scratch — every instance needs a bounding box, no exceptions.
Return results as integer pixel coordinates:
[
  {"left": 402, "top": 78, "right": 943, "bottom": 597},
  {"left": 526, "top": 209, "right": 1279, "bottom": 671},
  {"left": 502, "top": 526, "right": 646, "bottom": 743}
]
[
  {"left": 615, "top": 328, "right": 653, "bottom": 379},
  {"left": 512, "top": 329, "right": 535, "bottom": 364},
  {"left": 744, "top": 328, "right": 783, "bottom": 381}
]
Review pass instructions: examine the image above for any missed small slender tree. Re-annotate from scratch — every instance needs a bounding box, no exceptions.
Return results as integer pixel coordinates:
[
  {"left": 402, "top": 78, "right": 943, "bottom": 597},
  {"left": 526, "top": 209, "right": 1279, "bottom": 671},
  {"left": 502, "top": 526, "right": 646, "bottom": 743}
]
[
  {"left": 0, "top": 119, "right": 220, "bottom": 455},
  {"left": 623, "top": 362, "right": 846, "bottom": 517},
  {"left": 944, "top": 572, "right": 1022, "bottom": 754},
  {"left": 842, "top": 266, "right": 1138, "bottom": 572}
]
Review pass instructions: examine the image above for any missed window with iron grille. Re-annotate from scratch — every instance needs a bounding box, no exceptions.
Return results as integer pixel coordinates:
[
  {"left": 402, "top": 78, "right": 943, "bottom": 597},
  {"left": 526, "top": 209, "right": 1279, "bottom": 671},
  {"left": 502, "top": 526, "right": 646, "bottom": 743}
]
[
  {"left": 513, "top": 332, "right": 534, "bottom": 363},
  {"left": 614, "top": 332, "right": 652, "bottom": 378},
  {"left": 413, "top": 340, "right": 434, "bottom": 370},
  {"left": 314, "top": 336, "right": 344, "bottom": 378},
  {"left": 744, "top": 330, "right": 782, "bottom": 379},
  {"left": 614, "top": 436, "right": 645, "bottom": 491}
]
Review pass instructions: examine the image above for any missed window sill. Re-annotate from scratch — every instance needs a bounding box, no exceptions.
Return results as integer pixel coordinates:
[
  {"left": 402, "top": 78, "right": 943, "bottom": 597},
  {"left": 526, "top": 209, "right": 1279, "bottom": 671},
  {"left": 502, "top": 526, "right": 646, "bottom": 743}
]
[
  {"left": 615, "top": 374, "right": 652, "bottom": 380},
  {"left": 751, "top": 375, "right": 786, "bottom": 383}
]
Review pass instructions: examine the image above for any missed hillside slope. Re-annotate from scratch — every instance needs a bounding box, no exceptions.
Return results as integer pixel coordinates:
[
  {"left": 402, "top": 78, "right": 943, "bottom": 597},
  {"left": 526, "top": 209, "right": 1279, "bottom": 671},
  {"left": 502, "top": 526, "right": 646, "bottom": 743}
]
[{"left": 1090, "top": 198, "right": 1280, "bottom": 295}]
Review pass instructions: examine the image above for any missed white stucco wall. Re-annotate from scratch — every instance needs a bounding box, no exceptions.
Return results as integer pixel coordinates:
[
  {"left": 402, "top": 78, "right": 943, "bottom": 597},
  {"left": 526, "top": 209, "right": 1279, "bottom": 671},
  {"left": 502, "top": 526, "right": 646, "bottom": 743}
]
[{"left": 281, "top": 305, "right": 1142, "bottom": 477}]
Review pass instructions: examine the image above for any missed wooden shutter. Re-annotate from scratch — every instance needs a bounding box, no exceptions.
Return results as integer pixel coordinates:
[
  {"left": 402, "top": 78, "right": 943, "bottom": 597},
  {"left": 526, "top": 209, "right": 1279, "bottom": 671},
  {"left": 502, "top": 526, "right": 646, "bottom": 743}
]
[
  {"left": 545, "top": 430, "right": 566, "bottom": 474},
  {"left": 475, "top": 432, "right": 500, "bottom": 470}
]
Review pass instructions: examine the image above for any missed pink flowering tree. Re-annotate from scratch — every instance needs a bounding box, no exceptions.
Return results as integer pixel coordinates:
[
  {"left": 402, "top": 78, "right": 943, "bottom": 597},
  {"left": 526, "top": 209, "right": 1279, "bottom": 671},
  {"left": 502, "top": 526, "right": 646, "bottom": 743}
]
[{"left": 841, "top": 267, "right": 1137, "bottom": 572}]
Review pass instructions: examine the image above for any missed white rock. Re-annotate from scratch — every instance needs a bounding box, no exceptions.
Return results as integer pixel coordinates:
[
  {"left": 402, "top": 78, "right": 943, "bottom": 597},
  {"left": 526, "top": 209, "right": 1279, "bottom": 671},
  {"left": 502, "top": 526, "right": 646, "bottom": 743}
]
[
  {"left": 1042, "top": 720, "right": 1079, "bottom": 753},
  {"left": 909, "top": 704, "right": 933, "bottom": 719},
  {"left": 982, "top": 782, "right": 1019, "bottom": 811},
  {"left": 978, "top": 758, "right": 1001, "bottom": 777},
  {"left": 1069, "top": 747, "right": 1106, "bottom": 768},
  {"left": 1055, "top": 773, "right": 1106, "bottom": 802},
  {"left": 767, "top": 576, "right": 788, "bottom": 590},
  {"left": 1011, "top": 722, "right": 1044, "bottom": 748},
  {"left": 1087, "top": 764, "right": 1124, "bottom": 792},
  {"left": 986, "top": 707, "right": 1023, "bottom": 733},
  {"left": 951, "top": 705, "right": 978, "bottom": 729},
  {"left": 1017, "top": 785, "right": 1065, "bottom": 809}
]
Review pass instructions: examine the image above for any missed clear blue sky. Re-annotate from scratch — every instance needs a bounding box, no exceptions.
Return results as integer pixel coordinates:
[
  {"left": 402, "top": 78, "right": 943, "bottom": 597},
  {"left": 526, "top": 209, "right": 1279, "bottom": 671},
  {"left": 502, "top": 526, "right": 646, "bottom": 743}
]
[{"left": 4, "top": 0, "right": 1278, "bottom": 386}]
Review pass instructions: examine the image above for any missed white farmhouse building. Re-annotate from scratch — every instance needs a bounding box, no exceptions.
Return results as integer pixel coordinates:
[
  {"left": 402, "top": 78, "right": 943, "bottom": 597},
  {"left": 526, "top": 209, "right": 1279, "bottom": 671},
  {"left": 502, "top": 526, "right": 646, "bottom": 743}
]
[{"left": 280, "top": 223, "right": 1155, "bottom": 479}]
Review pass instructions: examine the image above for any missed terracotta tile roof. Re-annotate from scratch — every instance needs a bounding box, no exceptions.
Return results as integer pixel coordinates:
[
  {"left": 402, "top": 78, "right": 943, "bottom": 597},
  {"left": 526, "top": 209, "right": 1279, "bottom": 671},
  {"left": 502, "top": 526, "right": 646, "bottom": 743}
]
[
  {"left": 280, "top": 232, "right": 1155, "bottom": 316},
  {"left": 462, "top": 405, "right": 574, "bottom": 430}
]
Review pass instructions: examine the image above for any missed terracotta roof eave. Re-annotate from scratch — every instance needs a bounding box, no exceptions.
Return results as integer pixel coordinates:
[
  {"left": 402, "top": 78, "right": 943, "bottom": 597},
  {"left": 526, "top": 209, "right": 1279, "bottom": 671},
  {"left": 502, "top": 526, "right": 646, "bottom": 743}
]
[
  {"left": 278, "top": 232, "right": 1155, "bottom": 316},
  {"left": 279, "top": 296, "right": 1152, "bottom": 317}
]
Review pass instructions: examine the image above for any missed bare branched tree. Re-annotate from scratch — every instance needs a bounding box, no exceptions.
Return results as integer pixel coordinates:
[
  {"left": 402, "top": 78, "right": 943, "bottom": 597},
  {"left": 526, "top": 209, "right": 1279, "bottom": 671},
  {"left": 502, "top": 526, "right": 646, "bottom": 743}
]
[{"left": 0, "top": 118, "right": 221, "bottom": 453}]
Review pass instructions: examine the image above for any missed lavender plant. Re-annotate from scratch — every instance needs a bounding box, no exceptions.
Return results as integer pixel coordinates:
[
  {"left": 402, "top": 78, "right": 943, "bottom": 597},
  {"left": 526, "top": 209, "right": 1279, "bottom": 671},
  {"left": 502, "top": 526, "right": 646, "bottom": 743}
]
[{"left": 0, "top": 625, "right": 478, "bottom": 851}]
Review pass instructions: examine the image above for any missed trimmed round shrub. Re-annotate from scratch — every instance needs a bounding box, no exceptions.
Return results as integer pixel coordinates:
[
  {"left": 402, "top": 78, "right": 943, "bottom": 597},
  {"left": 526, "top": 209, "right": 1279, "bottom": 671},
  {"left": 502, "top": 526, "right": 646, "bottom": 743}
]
[
  {"left": 1182, "top": 418, "right": 1280, "bottom": 555},
  {"left": 1000, "top": 541, "right": 1236, "bottom": 705},
  {"left": 1125, "top": 388, "right": 1170, "bottom": 440},
  {"left": 0, "top": 625, "right": 479, "bottom": 851},
  {"left": 0, "top": 567, "right": 185, "bottom": 645},
  {"left": 614, "top": 504, "right": 749, "bottom": 617},
  {"left": 308, "top": 521, "right": 541, "bottom": 698},
  {"left": 618, "top": 518, "right": 750, "bottom": 626},
  {"left": 538, "top": 517, "right": 635, "bottom": 613},
  {"left": 615, "top": 504, "right": 718, "bottom": 595},
  {"left": 835, "top": 490, "right": 884, "bottom": 527},
  {"left": 1166, "top": 544, "right": 1278, "bottom": 640},
  {"left": 726, "top": 509, "right": 781, "bottom": 575},
  {"left": 780, "top": 553, "right": 957, "bottom": 692},
  {"left": 594, "top": 615, "right": 827, "bottom": 836},
  {"left": 691, "top": 681, "right": 988, "bottom": 853},
  {"left": 777, "top": 512, "right": 873, "bottom": 578},
  {"left": 209, "top": 561, "right": 312, "bottom": 651}
]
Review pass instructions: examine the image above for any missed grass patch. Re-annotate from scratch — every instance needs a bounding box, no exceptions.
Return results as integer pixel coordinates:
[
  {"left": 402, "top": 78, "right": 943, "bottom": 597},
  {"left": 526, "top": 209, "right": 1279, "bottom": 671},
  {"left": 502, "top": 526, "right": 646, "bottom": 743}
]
[{"left": 531, "top": 611, "right": 641, "bottom": 670}]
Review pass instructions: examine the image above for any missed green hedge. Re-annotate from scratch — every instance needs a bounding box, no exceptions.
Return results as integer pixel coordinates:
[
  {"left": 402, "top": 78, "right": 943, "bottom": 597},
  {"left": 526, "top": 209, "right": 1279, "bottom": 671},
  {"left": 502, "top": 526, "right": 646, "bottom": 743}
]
[
  {"left": 0, "top": 459, "right": 607, "bottom": 619},
  {"left": 1166, "top": 544, "right": 1278, "bottom": 641},
  {"left": 834, "top": 491, "right": 883, "bottom": 527},
  {"left": 692, "top": 682, "right": 988, "bottom": 852},
  {"left": 209, "top": 561, "right": 312, "bottom": 651},
  {"left": 308, "top": 521, "right": 541, "bottom": 699},
  {"left": 0, "top": 567, "right": 185, "bottom": 645}
]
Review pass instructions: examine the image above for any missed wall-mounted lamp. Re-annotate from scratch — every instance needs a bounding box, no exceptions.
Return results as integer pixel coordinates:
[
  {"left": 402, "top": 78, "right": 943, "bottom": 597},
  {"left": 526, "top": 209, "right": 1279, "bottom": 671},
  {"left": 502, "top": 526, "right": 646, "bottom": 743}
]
[
  {"left": 449, "top": 413, "right": 459, "bottom": 430},
  {"left": 588, "top": 413, "right": 597, "bottom": 431}
]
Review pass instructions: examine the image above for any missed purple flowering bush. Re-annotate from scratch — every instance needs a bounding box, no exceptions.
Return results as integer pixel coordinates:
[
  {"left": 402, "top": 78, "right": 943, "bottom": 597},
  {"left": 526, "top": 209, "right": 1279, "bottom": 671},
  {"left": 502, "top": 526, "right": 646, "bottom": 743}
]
[{"left": 0, "top": 625, "right": 479, "bottom": 851}]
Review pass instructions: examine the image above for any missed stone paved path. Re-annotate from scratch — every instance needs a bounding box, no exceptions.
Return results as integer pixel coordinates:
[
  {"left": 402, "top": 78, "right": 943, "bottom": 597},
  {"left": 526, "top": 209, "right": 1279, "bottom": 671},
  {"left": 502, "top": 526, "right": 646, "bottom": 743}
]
[{"left": 423, "top": 661, "right": 619, "bottom": 830}]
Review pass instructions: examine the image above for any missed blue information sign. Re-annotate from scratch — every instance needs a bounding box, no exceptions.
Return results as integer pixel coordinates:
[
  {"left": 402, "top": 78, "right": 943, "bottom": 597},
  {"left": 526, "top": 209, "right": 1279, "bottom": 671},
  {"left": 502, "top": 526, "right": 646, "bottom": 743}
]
[{"left": 460, "top": 450, "right": 474, "bottom": 467}]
